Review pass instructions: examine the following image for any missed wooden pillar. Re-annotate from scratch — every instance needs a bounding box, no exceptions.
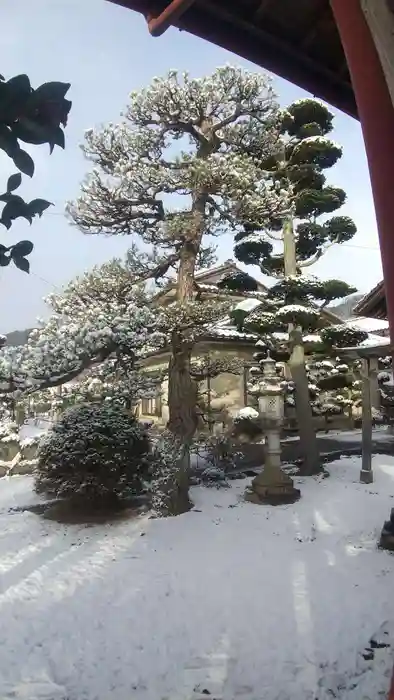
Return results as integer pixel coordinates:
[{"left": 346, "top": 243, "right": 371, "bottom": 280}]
[
  {"left": 330, "top": 0, "right": 394, "bottom": 344},
  {"left": 242, "top": 363, "right": 249, "bottom": 407},
  {"left": 369, "top": 356, "right": 380, "bottom": 409},
  {"left": 360, "top": 358, "right": 374, "bottom": 483}
]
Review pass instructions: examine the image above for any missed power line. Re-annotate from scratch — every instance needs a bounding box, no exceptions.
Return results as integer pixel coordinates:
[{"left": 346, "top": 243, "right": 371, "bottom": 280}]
[
  {"left": 30, "top": 271, "right": 60, "bottom": 289},
  {"left": 341, "top": 243, "right": 380, "bottom": 251}
]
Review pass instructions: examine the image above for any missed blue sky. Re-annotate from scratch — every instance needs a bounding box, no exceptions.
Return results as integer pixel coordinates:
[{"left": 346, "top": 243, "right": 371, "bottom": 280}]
[{"left": 1, "top": 0, "right": 382, "bottom": 333}]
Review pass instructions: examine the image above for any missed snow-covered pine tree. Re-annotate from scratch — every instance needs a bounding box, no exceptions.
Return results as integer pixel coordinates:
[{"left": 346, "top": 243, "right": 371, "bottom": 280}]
[
  {"left": 0, "top": 257, "right": 165, "bottom": 402},
  {"left": 67, "top": 66, "right": 281, "bottom": 443},
  {"left": 225, "top": 98, "right": 362, "bottom": 474}
]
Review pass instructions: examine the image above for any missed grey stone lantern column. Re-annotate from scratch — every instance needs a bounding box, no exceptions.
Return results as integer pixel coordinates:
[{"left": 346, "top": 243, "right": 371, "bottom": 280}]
[{"left": 245, "top": 352, "right": 300, "bottom": 505}]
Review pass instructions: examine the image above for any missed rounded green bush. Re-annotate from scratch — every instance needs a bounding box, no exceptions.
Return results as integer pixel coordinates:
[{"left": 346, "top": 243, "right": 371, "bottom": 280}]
[{"left": 35, "top": 403, "right": 151, "bottom": 502}]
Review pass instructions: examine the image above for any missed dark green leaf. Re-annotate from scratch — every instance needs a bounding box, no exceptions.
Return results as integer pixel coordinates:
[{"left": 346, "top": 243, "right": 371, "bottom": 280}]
[
  {"left": 48, "top": 126, "right": 65, "bottom": 153},
  {"left": 0, "top": 217, "right": 11, "bottom": 230},
  {"left": 13, "top": 148, "right": 34, "bottom": 177},
  {"left": 27, "top": 198, "right": 52, "bottom": 217},
  {"left": 13, "top": 255, "right": 30, "bottom": 273},
  {"left": 11, "top": 118, "right": 51, "bottom": 145},
  {"left": 63, "top": 99, "right": 72, "bottom": 126},
  {"left": 6, "top": 172, "right": 22, "bottom": 192},
  {"left": 0, "top": 192, "right": 13, "bottom": 203},
  {"left": 0, "top": 75, "right": 32, "bottom": 122},
  {"left": 6, "top": 74, "right": 31, "bottom": 94},
  {"left": 33, "top": 81, "right": 71, "bottom": 101},
  {"left": 0, "top": 244, "right": 8, "bottom": 253},
  {"left": 11, "top": 240, "right": 34, "bottom": 257},
  {"left": 0, "top": 193, "right": 25, "bottom": 206},
  {"left": 0, "top": 253, "right": 11, "bottom": 266},
  {"left": 0, "top": 75, "right": 4, "bottom": 81},
  {"left": 1, "top": 197, "right": 29, "bottom": 226},
  {"left": 0, "top": 124, "right": 18, "bottom": 157},
  {"left": 12, "top": 118, "right": 66, "bottom": 150}
]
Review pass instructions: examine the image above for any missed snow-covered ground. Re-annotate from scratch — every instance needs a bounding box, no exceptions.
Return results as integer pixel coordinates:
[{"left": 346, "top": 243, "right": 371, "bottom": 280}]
[
  {"left": 19, "top": 418, "right": 52, "bottom": 442},
  {"left": 0, "top": 457, "right": 393, "bottom": 700}
]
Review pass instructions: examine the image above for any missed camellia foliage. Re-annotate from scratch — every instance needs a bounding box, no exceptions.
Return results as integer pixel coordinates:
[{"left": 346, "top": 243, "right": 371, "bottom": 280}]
[
  {"left": 35, "top": 403, "right": 151, "bottom": 502},
  {"left": 0, "top": 73, "right": 71, "bottom": 272}
]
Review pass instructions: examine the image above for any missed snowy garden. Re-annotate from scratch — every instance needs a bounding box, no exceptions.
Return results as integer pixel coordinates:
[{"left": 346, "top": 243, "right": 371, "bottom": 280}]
[
  {"left": 1, "top": 66, "right": 394, "bottom": 698},
  {"left": 0, "top": 456, "right": 393, "bottom": 699}
]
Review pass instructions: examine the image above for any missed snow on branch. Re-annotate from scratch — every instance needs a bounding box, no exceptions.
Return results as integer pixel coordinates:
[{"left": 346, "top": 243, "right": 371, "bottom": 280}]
[
  {"left": 0, "top": 262, "right": 166, "bottom": 397},
  {"left": 68, "top": 66, "right": 282, "bottom": 246}
]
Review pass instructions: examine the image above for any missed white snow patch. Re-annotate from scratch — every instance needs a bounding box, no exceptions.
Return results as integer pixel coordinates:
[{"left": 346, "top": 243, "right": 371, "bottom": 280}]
[
  {"left": 303, "top": 333, "right": 322, "bottom": 344},
  {"left": 0, "top": 457, "right": 393, "bottom": 699},
  {"left": 359, "top": 333, "right": 391, "bottom": 348},
  {"left": 234, "top": 298, "right": 261, "bottom": 313},
  {"left": 20, "top": 419, "right": 51, "bottom": 441},
  {"left": 235, "top": 407, "right": 259, "bottom": 420},
  {"left": 345, "top": 317, "right": 389, "bottom": 333},
  {"left": 210, "top": 326, "right": 256, "bottom": 340},
  {"left": 379, "top": 371, "right": 394, "bottom": 387}
]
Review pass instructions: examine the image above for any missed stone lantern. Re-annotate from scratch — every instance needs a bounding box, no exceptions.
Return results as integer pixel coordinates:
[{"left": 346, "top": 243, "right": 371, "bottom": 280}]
[{"left": 245, "top": 352, "right": 300, "bottom": 505}]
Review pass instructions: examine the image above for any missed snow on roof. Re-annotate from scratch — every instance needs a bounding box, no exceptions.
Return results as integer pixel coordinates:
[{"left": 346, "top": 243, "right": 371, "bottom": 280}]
[
  {"left": 194, "top": 259, "right": 237, "bottom": 279},
  {"left": 209, "top": 325, "right": 257, "bottom": 340},
  {"left": 353, "top": 280, "right": 385, "bottom": 314},
  {"left": 197, "top": 283, "right": 266, "bottom": 298},
  {"left": 358, "top": 332, "right": 390, "bottom": 348},
  {"left": 234, "top": 298, "right": 262, "bottom": 312},
  {"left": 344, "top": 317, "right": 389, "bottom": 333},
  {"left": 205, "top": 314, "right": 257, "bottom": 341},
  {"left": 341, "top": 333, "right": 391, "bottom": 354}
]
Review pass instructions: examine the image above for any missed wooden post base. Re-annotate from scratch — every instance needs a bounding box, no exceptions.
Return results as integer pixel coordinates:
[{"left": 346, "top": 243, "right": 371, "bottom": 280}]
[{"left": 360, "top": 469, "right": 374, "bottom": 484}]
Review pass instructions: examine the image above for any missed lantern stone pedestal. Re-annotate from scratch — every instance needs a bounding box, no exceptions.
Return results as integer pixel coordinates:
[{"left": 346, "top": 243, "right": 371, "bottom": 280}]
[
  {"left": 245, "top": 470, "right": 301, "bottom": 505},
  {"left": 245, "top": 431, "right": 300, "bottom": 505},
  {"left": 245, "top": 352, "right": 301, "bottom": 506}
]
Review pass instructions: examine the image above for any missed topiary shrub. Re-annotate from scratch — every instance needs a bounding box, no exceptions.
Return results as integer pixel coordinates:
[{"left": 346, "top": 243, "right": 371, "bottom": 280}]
[
  {"left": 35, "top": 403, "right": 151, "bottom": 504},
  {"left": 232, "top": 407, "right": 264, "bottom": 442}
]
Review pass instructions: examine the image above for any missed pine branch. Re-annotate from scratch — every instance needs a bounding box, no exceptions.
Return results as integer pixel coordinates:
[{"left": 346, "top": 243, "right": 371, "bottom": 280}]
[
  {"left": 298, "top": 240, "right": 336, "bottom": 268},
  {"left": 0, "top": 343, "right": 119, "bottom": 396}
]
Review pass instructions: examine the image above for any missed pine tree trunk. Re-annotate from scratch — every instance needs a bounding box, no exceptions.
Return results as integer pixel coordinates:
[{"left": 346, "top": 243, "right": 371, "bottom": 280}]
[
  {"left": 167, "top": 331, "right": 198, "bottom": 440},
  {"left": 288, "top": 328, "right": 321, "bottom": 475},
  {"left": 165, "top": 193, "right": 207, "bottom": 512},
  {"left": 167, "top": 196, "right": 205, "bottom": 439},
  {"left": 165, "top": 334, "right": 197, "bottom": 515},
  {"left": 282, "top": 216, "right": 321, "bottom": 476}
]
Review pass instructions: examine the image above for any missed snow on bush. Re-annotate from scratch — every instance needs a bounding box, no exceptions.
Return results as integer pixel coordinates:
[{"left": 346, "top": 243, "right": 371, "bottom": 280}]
[
  {"left": 236, "top": 406, "right": 259, "bottom": 420},
  {"left": 232, "top": 406, "right": 263, "bottom": 440},
  {"left": 35, "top": 403, "right": 151, "bottom": 502},
  {"left": 0, "top": 420, "right": 20, "bottom": 444}
]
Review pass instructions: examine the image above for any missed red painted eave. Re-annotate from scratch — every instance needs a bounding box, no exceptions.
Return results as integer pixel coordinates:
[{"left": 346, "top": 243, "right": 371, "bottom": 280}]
[{"left": 106, "top": 0, "right": 357, "bottom": 118}]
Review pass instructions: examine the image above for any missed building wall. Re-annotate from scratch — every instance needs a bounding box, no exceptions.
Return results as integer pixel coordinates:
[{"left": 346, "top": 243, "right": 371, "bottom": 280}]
[{"left": 138, "top": 344, "right": 256, "bottom": 427}]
